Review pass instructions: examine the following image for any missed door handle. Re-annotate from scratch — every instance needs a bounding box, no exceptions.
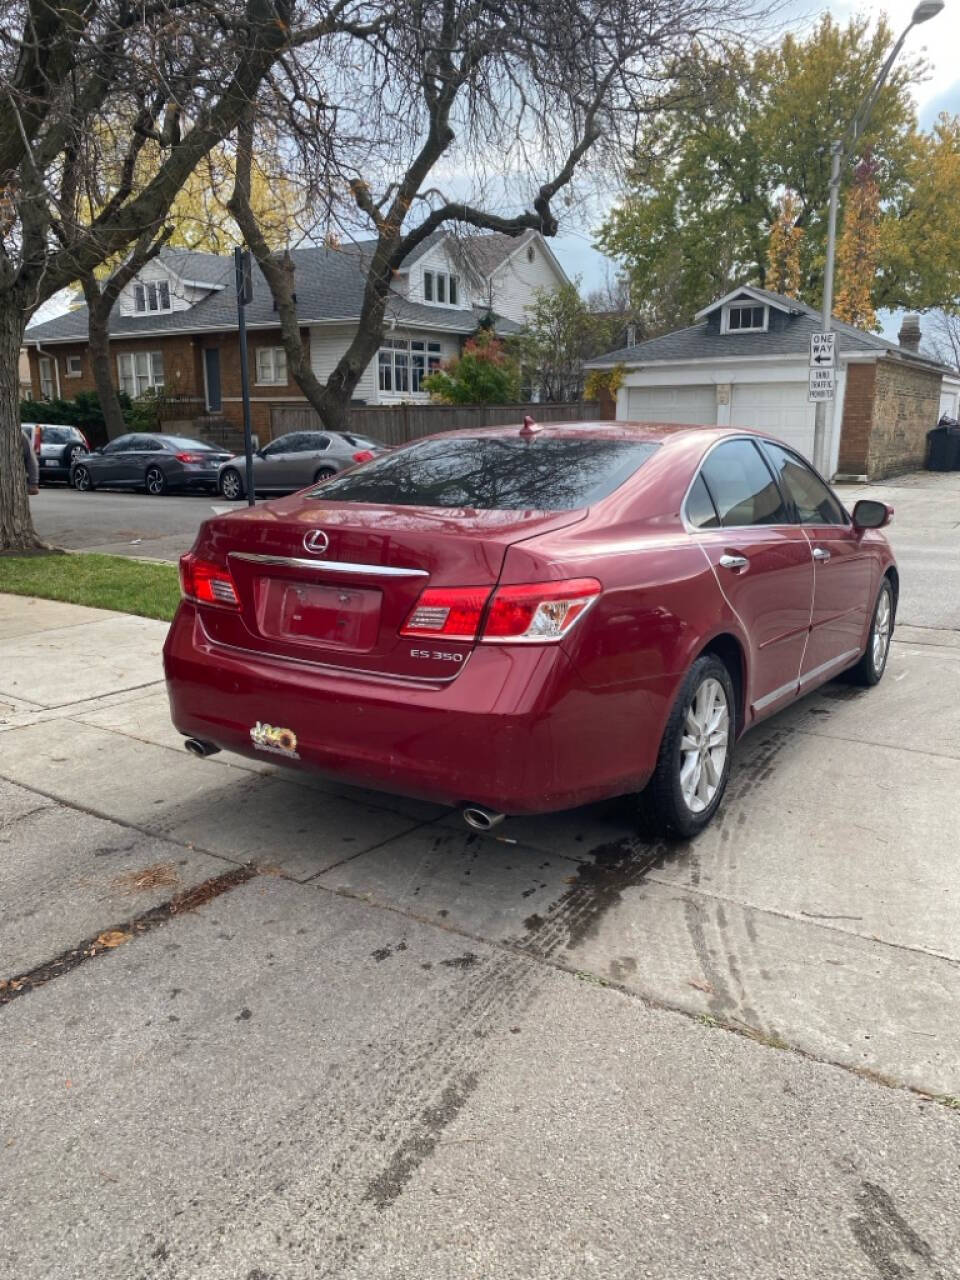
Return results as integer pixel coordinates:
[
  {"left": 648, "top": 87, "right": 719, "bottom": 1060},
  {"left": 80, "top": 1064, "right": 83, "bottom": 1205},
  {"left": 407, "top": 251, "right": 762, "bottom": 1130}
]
[
  {"left": 719, "top": 553, "right": 749, "bottom": 572},
  {"left": 812, "top": 547, "right": 831, "bottom": 562}
]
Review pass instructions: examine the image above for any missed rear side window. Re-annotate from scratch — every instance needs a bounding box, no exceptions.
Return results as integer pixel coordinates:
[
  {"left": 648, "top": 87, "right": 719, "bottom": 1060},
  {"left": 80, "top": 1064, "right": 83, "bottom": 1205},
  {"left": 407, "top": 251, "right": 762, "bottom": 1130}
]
[
  {"left": 312, "top": 436, "right": 660, "bottom": 511},
  {"left": 699, "top": 439, "right": 788, "bottom": 527},
  {"left": 685, "top": 474, "right": 720, "bottom": 529},
  {"left": 763, "top": 442, "right": 847, "bottom": 525}
]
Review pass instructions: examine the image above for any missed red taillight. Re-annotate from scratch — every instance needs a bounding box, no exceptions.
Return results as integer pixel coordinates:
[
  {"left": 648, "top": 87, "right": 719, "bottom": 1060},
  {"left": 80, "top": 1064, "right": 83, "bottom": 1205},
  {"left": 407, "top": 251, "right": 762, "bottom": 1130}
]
[
  {"left": 34, "top": 426, "right": 43, "bottom": 451},
  {"left": 400, "top": 586, "right": 492, "bottom": 640},
  {"left": 178, "top": 552, "right": 239, "bottom": 609},
  {"left": 176, "top": 452, "right": 206, "bottom": 463},
  {"left": 78, "top": 431, "right": 90, "bottom": 450},
  {"left": 400, "top": 578, "right": 602, "bottom": 645},
  {"left": 483, "top": 579, "right": 602, "bottom": 642},
  {"left": 352, "top": 449, "right": 375, "bottom": 464}
]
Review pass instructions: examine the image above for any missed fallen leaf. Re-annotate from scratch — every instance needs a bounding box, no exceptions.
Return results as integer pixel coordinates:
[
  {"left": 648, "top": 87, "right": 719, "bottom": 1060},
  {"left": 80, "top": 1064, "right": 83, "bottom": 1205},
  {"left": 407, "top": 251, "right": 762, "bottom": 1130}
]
[
  {"left": 687, "top": 978, "right": 715, "bottom": 994},
  {"left": 95, "top": 930, "right": 132, "bottom": 949}
]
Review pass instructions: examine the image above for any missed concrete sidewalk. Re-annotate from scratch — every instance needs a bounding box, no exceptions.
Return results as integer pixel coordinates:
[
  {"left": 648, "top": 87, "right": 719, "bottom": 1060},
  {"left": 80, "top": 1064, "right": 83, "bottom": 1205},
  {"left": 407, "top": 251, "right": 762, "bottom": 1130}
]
[{"left": 2, "top": 591, "right": 960, "bottom": 1279}]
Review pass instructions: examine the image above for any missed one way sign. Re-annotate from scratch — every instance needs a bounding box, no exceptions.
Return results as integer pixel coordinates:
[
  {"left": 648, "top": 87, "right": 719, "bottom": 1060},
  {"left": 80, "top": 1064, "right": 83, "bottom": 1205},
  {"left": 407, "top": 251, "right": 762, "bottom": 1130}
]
[{"left": 810, "top": 332, "right": 836, "bottom": 368}]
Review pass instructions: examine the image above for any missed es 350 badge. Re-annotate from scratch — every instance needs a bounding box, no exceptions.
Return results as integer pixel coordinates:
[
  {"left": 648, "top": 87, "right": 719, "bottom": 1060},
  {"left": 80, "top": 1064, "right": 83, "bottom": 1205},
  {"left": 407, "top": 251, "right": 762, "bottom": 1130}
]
[{"left": 249, "top": 721, "right": 299, "bottom": 759}]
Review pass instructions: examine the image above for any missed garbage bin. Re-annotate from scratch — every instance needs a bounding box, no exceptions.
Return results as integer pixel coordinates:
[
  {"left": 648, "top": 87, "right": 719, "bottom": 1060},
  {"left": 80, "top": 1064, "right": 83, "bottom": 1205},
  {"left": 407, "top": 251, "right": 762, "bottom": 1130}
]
[{"left": 927, "top": 419, "right": 960, "bottom": 471}]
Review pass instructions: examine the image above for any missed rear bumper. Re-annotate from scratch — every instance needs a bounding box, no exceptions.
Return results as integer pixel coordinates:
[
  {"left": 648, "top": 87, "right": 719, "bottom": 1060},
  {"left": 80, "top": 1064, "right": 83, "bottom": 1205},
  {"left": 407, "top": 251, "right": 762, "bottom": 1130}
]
[{"left": 163, "top": 603, "right": 657, "bottom": 813}]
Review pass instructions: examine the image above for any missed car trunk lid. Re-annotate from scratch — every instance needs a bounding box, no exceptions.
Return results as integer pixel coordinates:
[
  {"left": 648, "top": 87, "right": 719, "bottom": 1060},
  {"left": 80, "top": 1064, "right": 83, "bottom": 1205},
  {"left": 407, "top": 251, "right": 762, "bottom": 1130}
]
[{"left": 193, "top": 496, "right": 585, "bottom": 680}]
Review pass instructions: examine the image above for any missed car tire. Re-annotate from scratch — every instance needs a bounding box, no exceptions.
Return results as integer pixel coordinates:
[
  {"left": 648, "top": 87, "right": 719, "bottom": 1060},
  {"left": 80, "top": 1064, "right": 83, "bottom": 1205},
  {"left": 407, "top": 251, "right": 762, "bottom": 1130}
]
[
  {"left": 313, "top": 466, "right": 337, "bottom": 484},
  {"left": 845, "top": 578, "right": 894, "bottom": 688},
  {"left": 639, "top": 654, "right": 735, "bottom": 840},
  {"left": 72, "top": 464, "right": 94, "bottom": 492},
  {"left": 64, "top": 443, "right": 86, "bottom": 468},
  {"left": 219, "top": 468, "right": 243, "bottom": 500},
  {"left": 145, "top": 466, "right": 167, "bottom": 496}
]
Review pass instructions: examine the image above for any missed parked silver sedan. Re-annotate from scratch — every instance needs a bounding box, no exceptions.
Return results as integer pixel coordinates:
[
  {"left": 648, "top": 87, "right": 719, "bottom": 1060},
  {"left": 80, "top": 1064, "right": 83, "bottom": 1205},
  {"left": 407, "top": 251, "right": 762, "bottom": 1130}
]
[{"left": 218, "top": 431, "right": 387, "bottom": 499}]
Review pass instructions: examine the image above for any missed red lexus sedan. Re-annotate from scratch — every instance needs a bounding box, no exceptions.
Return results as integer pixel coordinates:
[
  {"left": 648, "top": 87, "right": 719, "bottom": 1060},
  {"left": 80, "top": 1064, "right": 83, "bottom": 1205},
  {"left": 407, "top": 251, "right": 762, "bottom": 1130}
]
[{"left": 164, "top": 422, "right": 896, "bottom": 837}]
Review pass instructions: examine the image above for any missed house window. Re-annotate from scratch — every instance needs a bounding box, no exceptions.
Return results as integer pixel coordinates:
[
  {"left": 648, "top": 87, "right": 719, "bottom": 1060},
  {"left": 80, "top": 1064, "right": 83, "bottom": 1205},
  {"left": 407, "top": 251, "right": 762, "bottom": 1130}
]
[
  {"left": 726, "top": 304, "right": 767, "bottom": 332},
  {"left": 66, "top": 355, "right": 83, "bottom": 378},
  {"left": 133, "top": 279, "right": 172, "bottom": 314},
  {"left": 117, "top": 351, "right": 164, "bottom": 398},
  {"left": 378, "top": 337, "right": 442, "bottom": 394},
  {"left": 423, "top": 270, "right": 459, "bottom": 307},
  {"left": 256, "top": 347, "right": 287, "bottom": 385},
  {"left": 38, "top": 356, "right": 55, "bottom": 399}
]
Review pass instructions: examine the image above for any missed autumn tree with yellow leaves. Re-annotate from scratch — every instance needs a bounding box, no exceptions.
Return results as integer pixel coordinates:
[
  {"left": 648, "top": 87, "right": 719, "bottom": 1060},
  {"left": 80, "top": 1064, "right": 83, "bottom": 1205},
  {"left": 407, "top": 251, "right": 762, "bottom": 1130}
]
[
  {"left": 834, "top": 157, "right": 881, "bottom": 330},
  {"left": 766, "top": 192, "right": 804, "bottom": 298}
]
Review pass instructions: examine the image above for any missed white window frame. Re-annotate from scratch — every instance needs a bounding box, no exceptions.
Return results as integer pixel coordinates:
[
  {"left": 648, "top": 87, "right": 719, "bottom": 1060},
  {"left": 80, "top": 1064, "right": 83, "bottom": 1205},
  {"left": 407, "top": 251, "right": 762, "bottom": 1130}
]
[
  {"left": 65, "top": 355, "right": 83, "bottom": 378},
  {"left": 38, "top": 356, "right": 55, "bottom": 400},
  {"left": 133, "top": 279, "right": 172, "bottom": 314},
  {"left": 422, "top": 269, "right": 460, "bottom": 308},
  {"left": 722, "top": 303, "right": 768, "bottom": 334},
  {"left": 378, "top": 336, "right": 443, "bottom": 396},
  {"left": 255, "top": 347, "right": 287, "bottom": 385},
  {"left": 117, "top": 351, "right": 165, "bottom": 398}
]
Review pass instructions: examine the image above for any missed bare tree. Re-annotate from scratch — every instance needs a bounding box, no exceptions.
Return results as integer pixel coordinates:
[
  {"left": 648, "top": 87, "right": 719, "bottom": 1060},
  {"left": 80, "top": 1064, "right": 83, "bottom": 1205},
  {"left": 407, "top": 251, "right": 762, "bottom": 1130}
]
[
  {"left": 0, "top": 0, "right": 383, "bottom": 550},
  {"left": 923, "top": 311, "right": 960, "bottom": 374},
  {"left": 230, "top": 0, "right": 762, "bottom": 431}
]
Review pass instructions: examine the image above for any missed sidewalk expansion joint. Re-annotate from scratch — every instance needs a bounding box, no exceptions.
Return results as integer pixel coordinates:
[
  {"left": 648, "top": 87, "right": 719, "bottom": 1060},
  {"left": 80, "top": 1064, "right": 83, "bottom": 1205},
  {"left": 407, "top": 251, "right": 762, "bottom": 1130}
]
[
  {"left": 0, "top": 865, "right": 257, "bottom": 1010},
  {"left": 312, "top": 878, "right": 960, "bottom": 1116}
]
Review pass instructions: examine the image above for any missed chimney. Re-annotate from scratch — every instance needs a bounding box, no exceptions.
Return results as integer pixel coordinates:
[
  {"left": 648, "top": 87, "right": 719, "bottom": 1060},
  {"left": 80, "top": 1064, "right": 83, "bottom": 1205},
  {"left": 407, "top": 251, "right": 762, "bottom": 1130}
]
[{"left": 898, "top": 313, "right": 921, "bottom": 353}]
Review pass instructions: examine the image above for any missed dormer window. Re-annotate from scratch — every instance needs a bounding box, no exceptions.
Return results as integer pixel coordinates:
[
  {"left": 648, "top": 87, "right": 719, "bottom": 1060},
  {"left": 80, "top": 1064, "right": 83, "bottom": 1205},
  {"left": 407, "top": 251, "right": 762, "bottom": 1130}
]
[
  {"left": 725, "top": 303, "right": 767, "bottom": 333},
  {"left": 134, "top": 280, "right": 172, "bottom": 314},
  {"left": 423, "top": 270, "right": 459, "bottom": 307}
]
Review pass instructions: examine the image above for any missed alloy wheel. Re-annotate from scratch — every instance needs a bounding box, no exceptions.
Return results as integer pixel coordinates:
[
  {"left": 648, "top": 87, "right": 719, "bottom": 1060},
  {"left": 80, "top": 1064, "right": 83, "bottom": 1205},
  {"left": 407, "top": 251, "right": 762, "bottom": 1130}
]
[
  {"left": 145, "top": 467, "right": 165, "bottom": 495},
  {"left": 679, "top": 677, "right": 730, "bottom": 814},
  {"left": 872, "top": 586, "right": 892, "bottom": 674},
  {"left": 68, "top": 445, "right": 85, "bottom": 464},
  {"left": 220, "top": 470, "right": 242, "bottom": 500},
  {"left": 73, "top": 466, "right": 90, "bottom": 491}
]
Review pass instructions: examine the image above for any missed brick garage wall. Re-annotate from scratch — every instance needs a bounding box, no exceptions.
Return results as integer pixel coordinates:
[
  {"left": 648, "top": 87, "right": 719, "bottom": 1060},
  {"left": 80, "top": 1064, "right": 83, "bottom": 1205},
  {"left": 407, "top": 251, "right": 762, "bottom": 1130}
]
[
  {"left": 868, "top": 360, "right": 942, "bottom": 479},
  {"left": 837, "top": 362, "right": 876, "bottom": 476}
]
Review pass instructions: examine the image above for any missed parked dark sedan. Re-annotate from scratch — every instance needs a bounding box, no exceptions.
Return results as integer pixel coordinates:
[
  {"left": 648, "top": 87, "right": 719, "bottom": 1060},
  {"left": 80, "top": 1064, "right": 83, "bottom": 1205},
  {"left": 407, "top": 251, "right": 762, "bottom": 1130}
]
[
  {"left": 22, "top": 423, "right": 89, "bottom": 484},
  {"left": 218, "top": 431, "right": 387, "bottom": 499},
  {"left": 71, "top": 434, "right": 232, "bottom": 495}
]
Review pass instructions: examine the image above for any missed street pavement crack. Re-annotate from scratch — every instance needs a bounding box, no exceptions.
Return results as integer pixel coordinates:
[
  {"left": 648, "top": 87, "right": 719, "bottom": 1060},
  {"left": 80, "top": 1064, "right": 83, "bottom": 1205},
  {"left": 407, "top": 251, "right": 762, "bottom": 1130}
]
[{"left": 0, "top": 864, "right": 257, "bottom": 1009}]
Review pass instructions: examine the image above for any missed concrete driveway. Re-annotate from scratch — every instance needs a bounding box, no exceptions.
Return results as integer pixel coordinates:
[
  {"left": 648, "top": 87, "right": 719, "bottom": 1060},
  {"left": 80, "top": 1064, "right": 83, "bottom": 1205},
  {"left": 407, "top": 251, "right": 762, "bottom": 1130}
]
[{"left": 3, "top": 473, "right": 960, "bottom": 1278}]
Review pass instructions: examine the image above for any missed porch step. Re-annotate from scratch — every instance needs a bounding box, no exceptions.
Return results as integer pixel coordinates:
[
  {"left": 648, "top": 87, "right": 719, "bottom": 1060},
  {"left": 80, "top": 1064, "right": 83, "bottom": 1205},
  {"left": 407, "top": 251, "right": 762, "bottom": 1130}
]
[{"left": 194, "top": 416, "right": 246, "bottom": 453}]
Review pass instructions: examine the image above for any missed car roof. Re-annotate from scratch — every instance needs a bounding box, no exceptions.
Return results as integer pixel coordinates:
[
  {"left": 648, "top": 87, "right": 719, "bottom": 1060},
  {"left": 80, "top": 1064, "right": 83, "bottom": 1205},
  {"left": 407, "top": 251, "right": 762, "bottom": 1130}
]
[{"left": 414, "top": 420, "right": 760, "bottom": 447}]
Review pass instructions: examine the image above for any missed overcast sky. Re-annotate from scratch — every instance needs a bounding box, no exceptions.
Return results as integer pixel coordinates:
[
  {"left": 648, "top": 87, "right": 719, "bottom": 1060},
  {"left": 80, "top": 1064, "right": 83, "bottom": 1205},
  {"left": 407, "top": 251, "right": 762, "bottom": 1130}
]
[{"left": 556, "top": 0, "right": 960, "bottom": 297}]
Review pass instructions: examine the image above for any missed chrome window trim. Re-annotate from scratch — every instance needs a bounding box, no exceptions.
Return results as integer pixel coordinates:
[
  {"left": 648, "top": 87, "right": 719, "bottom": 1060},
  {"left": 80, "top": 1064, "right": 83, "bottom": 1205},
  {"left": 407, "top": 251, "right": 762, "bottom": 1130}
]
[{"left": 228, "top": 551, "right": 429, "bottom": 578}]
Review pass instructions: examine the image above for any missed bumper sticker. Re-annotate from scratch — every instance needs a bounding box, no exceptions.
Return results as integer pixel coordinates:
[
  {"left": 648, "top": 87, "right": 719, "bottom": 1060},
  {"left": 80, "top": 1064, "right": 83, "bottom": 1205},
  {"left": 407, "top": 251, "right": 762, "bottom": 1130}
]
[{"left": 250, "top": 721, "right": 299, "bottom": 759}]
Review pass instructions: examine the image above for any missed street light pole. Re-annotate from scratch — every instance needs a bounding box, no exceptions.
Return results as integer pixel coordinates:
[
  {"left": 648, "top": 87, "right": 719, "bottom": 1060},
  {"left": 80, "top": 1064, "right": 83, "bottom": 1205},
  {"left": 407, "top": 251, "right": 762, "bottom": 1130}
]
[{"left": 811, "top": 0, "right": 944, "bottom": 477}]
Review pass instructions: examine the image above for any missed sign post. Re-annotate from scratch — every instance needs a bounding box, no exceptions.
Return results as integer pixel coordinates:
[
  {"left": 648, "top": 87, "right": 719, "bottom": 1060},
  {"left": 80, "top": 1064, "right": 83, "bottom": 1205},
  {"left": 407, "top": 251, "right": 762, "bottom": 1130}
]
[
  {"left": 808, "top": 331, "right": 837, "bottom": 407},
  {"left": 234, "top": 247, "right": 256, "bottom": 507}
]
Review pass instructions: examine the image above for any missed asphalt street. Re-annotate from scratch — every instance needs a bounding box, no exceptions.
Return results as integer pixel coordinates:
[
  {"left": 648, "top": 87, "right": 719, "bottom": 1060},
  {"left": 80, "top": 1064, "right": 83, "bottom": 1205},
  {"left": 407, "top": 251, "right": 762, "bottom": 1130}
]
[
  {"left": 3, "top": 469, "right": 959, "bottom": 1279},
  {"left": 31, "top": 469, "right": 960, "bottom": 628}
]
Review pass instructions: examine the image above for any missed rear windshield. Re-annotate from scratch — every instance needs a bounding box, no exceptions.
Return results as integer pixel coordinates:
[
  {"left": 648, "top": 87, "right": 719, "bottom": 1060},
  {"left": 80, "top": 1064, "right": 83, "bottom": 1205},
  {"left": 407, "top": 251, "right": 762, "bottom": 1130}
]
[
  {"left": 36, "top": 426, "right": 79, "bottom": 443},
  {"left": 163, "top": 436, "right": 218, "bottom": 452},
  {"left": 338, "top": 432, "right": 382, "bottom": 449},
  {"left": 311, "top": 435, "right": 659, "bottom": 510}
]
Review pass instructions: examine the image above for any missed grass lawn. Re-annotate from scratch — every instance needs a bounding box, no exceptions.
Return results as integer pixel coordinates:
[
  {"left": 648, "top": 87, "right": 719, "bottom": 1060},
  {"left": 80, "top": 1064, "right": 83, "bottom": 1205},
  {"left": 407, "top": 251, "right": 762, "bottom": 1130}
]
[{"left": 0, "top": 553, "right": 180, "bottom": 621}]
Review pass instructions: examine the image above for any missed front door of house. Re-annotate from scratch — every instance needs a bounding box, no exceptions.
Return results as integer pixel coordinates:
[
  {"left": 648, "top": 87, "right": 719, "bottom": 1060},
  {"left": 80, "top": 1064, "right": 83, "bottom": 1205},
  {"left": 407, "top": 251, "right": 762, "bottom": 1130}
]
[{"left": 204, "top": 348, "right": 222, "bottom": 412}]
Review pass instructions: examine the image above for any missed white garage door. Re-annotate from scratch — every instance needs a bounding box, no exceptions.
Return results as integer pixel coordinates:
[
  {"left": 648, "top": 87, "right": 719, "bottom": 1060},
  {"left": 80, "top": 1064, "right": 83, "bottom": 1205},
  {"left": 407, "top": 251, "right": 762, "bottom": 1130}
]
[
  {"left": 730, "top": 382, "right": 815, "bottom": 460},
  {"left": 626, "top": 385, "right": 716, "bottom": 425}
]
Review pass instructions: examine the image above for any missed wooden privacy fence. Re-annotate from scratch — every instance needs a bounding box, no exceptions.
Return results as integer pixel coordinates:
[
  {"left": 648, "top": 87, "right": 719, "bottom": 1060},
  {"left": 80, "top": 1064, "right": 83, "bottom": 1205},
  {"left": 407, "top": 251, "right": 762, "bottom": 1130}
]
[{"left": 270, "top": 400, "right": 608, "bottom": 445}]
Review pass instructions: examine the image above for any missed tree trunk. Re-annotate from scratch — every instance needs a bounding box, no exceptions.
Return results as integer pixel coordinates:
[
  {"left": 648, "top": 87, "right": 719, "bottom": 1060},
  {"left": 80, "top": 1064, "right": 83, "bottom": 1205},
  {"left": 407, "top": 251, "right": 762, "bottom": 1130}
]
[
  {"left": 0, "top": 291, "right": 42, "bottom": 551},
  {"left": 82, "top": 277, "right": 128, "bottom": 441}
]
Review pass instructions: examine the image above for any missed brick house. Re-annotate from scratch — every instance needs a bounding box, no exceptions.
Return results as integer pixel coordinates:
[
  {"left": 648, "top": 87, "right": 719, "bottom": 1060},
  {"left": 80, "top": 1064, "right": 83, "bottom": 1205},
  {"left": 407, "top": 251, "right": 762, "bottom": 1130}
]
[
  {"left": 23, "top": 230, "right": 569, "bottom": 443},
  {"left": 585, "top": 285, "right": 956, "bottom": 479}
]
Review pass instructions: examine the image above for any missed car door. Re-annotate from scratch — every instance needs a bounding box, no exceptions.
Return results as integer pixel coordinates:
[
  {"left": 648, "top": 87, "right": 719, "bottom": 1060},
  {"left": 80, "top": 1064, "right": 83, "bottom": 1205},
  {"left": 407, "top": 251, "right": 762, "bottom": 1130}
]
[
  {"left": 124, "top": 436, "right": 166, "bottom": 487},
  {"left": 689, "top": 437, "right": 814, "bottom": 718},
  {"left": 257, "top": 434, "right": 301, "bottom": 490},
  {"left": 92, "top": 436, "right": 134, "bottom": 485},
  {"left": 760, "top": 441, "right": 874, "bottom": 691}
]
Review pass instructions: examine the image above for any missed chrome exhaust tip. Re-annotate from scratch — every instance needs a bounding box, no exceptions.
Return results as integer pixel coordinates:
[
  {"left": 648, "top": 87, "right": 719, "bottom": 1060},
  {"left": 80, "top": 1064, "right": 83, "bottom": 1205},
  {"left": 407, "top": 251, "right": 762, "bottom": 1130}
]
[
  {"left": 462, "top": 805, "right": 505, "bottom": 832},
  {"left": 184, "top": 737, "right": 220, "bottom": 758}
]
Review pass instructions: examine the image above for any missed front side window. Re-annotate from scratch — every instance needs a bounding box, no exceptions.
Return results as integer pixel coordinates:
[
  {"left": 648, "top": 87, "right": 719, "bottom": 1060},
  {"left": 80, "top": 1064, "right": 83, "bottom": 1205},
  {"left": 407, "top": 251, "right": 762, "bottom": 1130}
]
[
  {"left": 763, "top": 442, "right": 847, "bottom": 525},
  {"left": 133, "top": 280, "right": 172, "bottom": 313},
  {"left": 699, "top": 439, "right": 788, "bottom": 527},
  {"left": 117, "top": 351, "right": 164, "bottom": 397},
  {"left": 727, "top": 304, "right": 766, "bottom": 332},
  {"left": 312, "top": 436, "right": 660, "bottom": 510},
  {"left": 38, "top": 356, "right": 54, "bottom": 400},
  {"left": 256, "top": 347, "right": 287, "bottom": 385}
]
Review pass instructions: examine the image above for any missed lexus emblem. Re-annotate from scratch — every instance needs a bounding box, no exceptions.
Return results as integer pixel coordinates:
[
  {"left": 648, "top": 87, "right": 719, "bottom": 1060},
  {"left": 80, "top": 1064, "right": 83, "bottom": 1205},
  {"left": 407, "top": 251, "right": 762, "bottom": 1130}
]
[{"left": 303, "top": 529, "right": 330, "bottom": 555}]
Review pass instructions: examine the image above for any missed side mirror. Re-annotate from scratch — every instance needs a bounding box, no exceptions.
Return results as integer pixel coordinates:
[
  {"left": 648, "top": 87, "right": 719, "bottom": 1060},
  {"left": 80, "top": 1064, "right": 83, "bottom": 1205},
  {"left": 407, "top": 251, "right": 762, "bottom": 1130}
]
[{"left": 852, "top": 499, "right": 893, "bottom": 530}]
